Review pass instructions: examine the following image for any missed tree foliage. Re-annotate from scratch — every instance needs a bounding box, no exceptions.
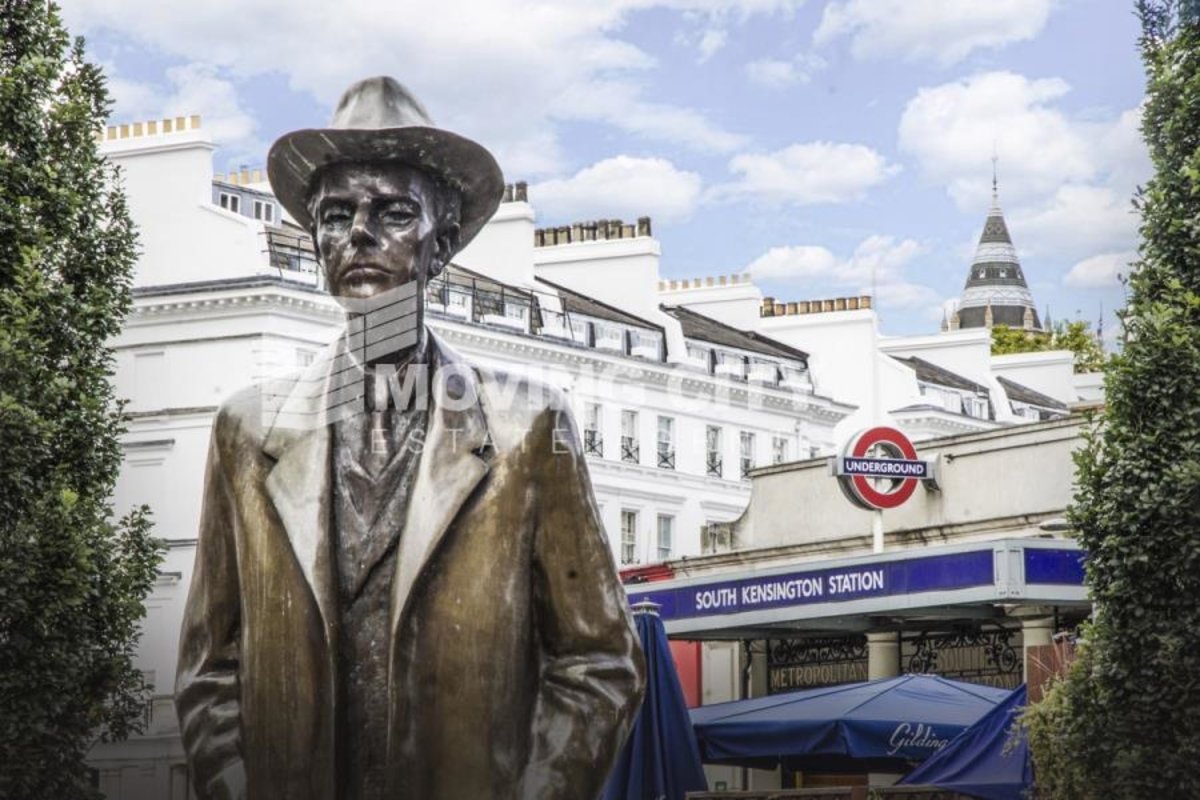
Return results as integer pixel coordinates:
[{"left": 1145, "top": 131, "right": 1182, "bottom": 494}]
[
  {"left": 0, "top": 3, "right": 162, "bottom": 797},
  {"left": 989, "top": 321, "right": 1107, "bottom": 373},
  {"left": 1023, "top": 1, "right": 1200, "bottom": 796}
]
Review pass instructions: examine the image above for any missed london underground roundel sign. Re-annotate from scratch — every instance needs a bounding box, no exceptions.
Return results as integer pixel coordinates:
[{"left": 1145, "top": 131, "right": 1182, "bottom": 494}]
[{"left": 835, "top": 426, "right": 933, "bottom": 510}]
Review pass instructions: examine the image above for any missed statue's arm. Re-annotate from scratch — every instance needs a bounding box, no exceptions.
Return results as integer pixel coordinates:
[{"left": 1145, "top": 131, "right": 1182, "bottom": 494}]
[
  {"left": 521, "top": 405, "right": 646, "bottom": 799},
  {"left": 175, "top": 417, "right": 245, "bottom": 800}
]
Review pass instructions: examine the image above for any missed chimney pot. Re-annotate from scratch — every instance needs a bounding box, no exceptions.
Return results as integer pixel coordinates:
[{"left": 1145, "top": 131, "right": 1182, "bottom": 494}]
[
  {"left": 515, "top": 181, "right": 528, "bottom": 202},
  {"left": 637, "top": 216, "right": 651, "bottom": 236}
]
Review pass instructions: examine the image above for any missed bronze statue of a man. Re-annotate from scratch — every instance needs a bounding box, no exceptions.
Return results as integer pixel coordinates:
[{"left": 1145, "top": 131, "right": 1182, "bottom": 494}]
[{"left": 175, "top": 77, "right": 645, "bottom": 800}]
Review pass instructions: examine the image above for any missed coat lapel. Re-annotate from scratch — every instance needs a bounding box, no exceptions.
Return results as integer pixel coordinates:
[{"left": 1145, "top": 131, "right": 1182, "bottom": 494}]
[
  {"left": 389, "top": 332, "right": 491, "bottom": 634},
  {"left": 262, "top": 343, "right": 350, "bottom": 646}
]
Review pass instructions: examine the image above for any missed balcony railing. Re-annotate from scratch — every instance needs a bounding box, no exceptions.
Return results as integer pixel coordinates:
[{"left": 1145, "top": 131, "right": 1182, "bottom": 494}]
[
  {"left": 741, "top": 457, "right": 754, "bottom": 479},
  {"left": 621, "top": 437, "right": 639, "bottom": 464},
  {"left": 262, "top": 228, "right": 322, "bottom": 285},
  {"left": 584, "top": 429, "right": 603, "bottom": 457},
  {"left": 656, "top": 447, "right": 675, "bottom": 470},
  {"left": 706, "top": 454, "right": 723, "bottom": 478}
]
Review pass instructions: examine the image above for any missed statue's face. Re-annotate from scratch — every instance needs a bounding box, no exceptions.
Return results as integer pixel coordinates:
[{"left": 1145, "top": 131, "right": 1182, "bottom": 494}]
[{"left": 311, "top": 162, "right": 448, "bottom": 300}]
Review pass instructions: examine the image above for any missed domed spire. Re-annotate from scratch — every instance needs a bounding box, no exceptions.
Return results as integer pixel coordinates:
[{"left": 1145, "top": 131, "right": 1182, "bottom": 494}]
[{"left": 954, "top": 165, "right": 1042, "bottom": 331}]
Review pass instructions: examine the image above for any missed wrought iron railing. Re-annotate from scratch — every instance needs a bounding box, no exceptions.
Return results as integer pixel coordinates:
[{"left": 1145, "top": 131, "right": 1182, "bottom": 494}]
[
  {"left": 262, "top": 228, "right": 322, "bottom": 283},
  {"left": 706, "top": 453, "right": 723, "bottom": 478},
  {"left": 584, "top": 429, "right": 603, "bottom": 457},
  {"left": 656, "top": 447, "right": 675, "bottom": 470},
  {"left": 621, "top": 436, "right": 639, "bottom": 464}
]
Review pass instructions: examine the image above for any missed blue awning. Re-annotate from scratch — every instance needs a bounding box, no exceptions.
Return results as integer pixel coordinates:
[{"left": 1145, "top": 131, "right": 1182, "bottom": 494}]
[
  {"left": 899, "top": 684, "right": 1032, "bottom": 800},
  {"left": 691, "top": 675, "right": 1010, "bottom": 771}
]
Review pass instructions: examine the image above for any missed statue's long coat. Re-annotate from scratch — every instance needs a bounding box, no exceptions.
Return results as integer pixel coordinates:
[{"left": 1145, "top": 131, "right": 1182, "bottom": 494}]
[{"left": 175, "top": 332, "right": 645, "bottom": 799}]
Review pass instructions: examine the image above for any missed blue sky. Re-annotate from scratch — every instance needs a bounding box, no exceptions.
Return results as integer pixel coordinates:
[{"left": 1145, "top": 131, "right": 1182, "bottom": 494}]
[{"left": 63, "top": 0, "right": 1148, "bottom": 338}]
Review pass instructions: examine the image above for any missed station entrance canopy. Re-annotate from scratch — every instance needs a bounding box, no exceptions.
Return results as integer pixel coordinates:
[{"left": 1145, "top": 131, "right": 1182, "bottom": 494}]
[{"left": 626, "top": 538, "right": 1088, "bottom": 639}]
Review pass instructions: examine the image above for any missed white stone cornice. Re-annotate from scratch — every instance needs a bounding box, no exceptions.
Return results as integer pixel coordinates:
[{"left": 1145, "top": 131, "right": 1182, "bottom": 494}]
[{"left": 430, "top": 318, "right": 853, "bottom": 423}]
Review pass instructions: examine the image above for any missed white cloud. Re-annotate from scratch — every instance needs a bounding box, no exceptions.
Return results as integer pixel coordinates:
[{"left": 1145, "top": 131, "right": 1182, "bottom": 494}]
[
  {"left": 550, "top": 79, "right": 747, "bottom": 153},
  {"left": 697, "top": 28, "right": 729, "bottom": 61},
  {"left": 64, "top": 0, "right": 802, "bottom": 177},
  {"left": 898, "top": 70, "right": 1149, "bottom": 277},
  {"left": 101, "top": 62, "right": 262, "bottom": 164},
  {"left": 745, "top": 235, "right": 935, "bottom": 309},
  {"left": 898, "top": 71, "right": 1094, "bottom": 208},
  {"left": 719, "top": 142, "right": 899, "bottom": 205},
  {"left": 815, "top": 0, "right": 1053, "bottom": 66},
  {"left": 1064, "top": 251, "right": 1135, "bottom": 289},
  {"left": 745, "top": 52, "right": 826, "bottom": 88},
  {"left": 745, "top": 245, "right": 838, "bottom": 279},
  {"left": 872, "top": 281, "right": 940, "bottom": 310},
  {"left": 530, "top": 156, "right": 703, "bottom": 224},
  {"left": 1013, "top": 184, "right": 1139, "bottom": 263}
]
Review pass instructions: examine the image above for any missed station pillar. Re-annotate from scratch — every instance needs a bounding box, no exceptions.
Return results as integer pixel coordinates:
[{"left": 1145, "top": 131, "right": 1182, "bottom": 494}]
[
  {"left": 1020, "top": 615, "right": 1055, "bottom": 684},
  {"left": 867, "top": 631, "right": 901, "bottom": 680}
]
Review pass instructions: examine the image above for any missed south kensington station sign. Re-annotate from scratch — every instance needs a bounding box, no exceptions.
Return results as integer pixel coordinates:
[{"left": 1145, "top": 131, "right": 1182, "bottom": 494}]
[
  {"left": 625, "top": 543, "right": 1088, "bottom": 629},
  {"left": 835, "top": 426, "right": 935, "bottom": 510}
]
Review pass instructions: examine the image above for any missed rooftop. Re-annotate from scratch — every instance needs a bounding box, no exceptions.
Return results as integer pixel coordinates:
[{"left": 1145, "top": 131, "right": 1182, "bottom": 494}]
[
  {"left": 662, "top": 304, "right": 808, "bottom": 363},
  {"left": 890, "top": 355, "right": 990, "bottom": 395}
]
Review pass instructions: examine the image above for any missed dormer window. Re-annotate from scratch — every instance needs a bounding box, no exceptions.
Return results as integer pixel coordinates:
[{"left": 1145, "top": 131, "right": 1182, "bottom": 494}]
[
  {"left": 253, "top": 199, "right": 274, "bottom": 223},
  {"left": 219, "top": 192, "right": 240, "bottom": 214}
]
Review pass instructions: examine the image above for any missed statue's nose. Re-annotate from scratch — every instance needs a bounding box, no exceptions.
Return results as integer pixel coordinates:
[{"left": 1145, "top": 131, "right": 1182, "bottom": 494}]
[{"left": 350, "top": 206, "right": 377, "bottom": 247}]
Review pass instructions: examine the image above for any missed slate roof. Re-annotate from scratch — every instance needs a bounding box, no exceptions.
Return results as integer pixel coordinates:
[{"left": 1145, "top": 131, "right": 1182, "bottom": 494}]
[
  {"left": 997, "top": 376, "right": 1068, "bottom": 410},
  {"left": 891, "top": 355, "right": 990, "bottom": 395},
  {"left": 442, "top": 263, "right": 533, "bottom": 299},
  {"left": 661, "top": 305, "right": 808, "bottom": 363},
  {"left": 535, "top": 277, "right": 663, "bottom": 331}
]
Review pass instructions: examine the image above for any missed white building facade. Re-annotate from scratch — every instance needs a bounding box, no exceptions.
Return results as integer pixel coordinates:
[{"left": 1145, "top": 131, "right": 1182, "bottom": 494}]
[{"left": 88, "top": 118, "right": 851, "bottom": 798}]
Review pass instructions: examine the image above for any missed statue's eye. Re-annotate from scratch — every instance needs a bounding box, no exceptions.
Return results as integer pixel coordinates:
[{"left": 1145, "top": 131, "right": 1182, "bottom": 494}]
[
  {"left": 380, "top": 202, "right": 418, "bottom": 226},
  {"left": 321, "top": 206, "right": 352, "bottom": 227}
]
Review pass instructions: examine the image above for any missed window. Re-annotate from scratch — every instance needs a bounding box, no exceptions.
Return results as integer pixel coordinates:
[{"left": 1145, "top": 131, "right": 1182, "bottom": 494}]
[
  {"left": 656, "top": 416, "right": 675, "bottom": 470},
  {"left": 570, "top": 317, "right": 591, "bottom": 345},
  {"left": 295, "top": 348, "right": 316, "bottom": 367},
  {"left": 740, "top": 431, "right": 755, "bottom": 478},
  {"left": 686, "top": 343, "right": 712, "bottom": 371},
  {"left": 621, "top": 410, "right": 639, "bottom": 463},
  {"left": 253, "top": 199, "right": 274, "bottom": 222},
  {"left": 772, "top": 436, "right": 789, "bottom": 465},
  {"left": 715, "top": 351, "right": 746, "bottom": 380},
  {"left": 656, "top": 515, "right": 674, "bottom": 561},
  {"left": 219, "top": 192, "right": 240, "bottom": 214},
  {"left": 706, "top": 425, "right": 723, "bottom": 478},
  {"left": 630, "top": 330, "right": 662, "bottom": 360},
  {"left": 620, "top": 509, "right": 638, "bottom": 565},
  {"left": 594, "top": 322, "right": 624, "bottom": 352},
  {"left": 967, "top": 395, "right": 989, "bottom": 419},
  {"left": 584, "top": 402, "right": 603, "bottom": 457}
]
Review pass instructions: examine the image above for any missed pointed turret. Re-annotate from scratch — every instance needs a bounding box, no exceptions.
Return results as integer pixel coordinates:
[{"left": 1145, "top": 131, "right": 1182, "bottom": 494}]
[{"left": 955, "top": 171, "right": 1041, "bottom": 331}]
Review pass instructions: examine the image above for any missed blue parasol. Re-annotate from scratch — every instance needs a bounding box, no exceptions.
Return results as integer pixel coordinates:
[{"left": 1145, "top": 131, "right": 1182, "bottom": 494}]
[
  {"left": 602, "top": 601, "right": 708, "bottom": 800},
  {"left": 691, "top": 674, "right": 1010, "bottom": 772},
  {"left": 899, "top": 684, "right": 1032, "bottom": 800}
]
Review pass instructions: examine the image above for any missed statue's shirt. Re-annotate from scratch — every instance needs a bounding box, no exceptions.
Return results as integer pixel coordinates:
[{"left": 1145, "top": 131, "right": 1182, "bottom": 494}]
[{"left": 331, "top": 406, "right": 428, "bottom": 800}]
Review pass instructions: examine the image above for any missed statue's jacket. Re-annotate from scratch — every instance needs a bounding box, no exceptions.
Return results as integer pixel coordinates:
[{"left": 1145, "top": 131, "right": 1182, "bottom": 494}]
[{"left": 175, "top": 331, "right": 646, "bottom": 799}]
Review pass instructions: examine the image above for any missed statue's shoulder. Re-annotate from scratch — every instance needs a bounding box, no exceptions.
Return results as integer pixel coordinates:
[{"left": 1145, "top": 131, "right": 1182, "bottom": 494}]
[{"left": 211, "top": 370, "right": 304, "bottom": 442}]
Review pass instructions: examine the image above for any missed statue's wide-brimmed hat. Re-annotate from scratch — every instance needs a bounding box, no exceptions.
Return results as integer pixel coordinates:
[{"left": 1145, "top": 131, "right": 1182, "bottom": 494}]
[{"left": 267, "top": 77, "right": 504, "bottom": 251}]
